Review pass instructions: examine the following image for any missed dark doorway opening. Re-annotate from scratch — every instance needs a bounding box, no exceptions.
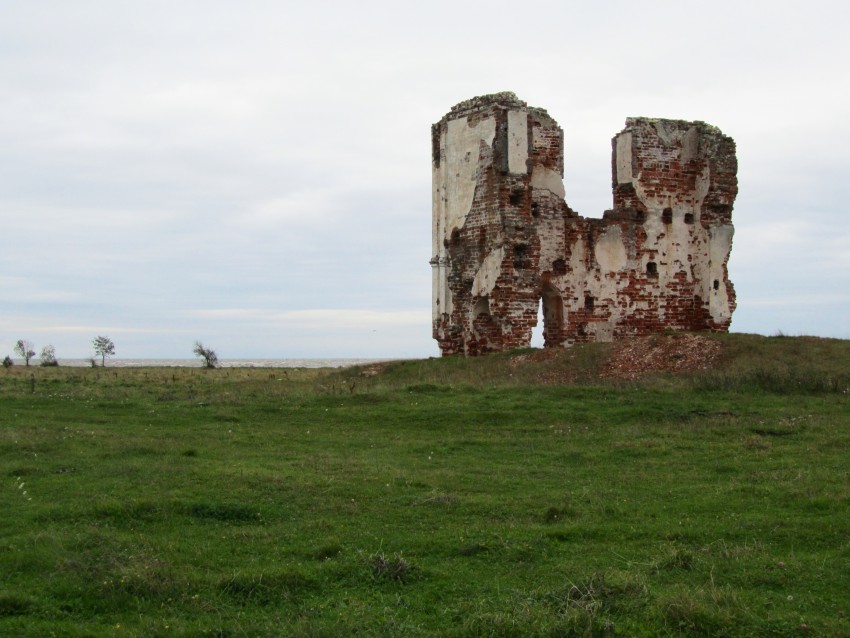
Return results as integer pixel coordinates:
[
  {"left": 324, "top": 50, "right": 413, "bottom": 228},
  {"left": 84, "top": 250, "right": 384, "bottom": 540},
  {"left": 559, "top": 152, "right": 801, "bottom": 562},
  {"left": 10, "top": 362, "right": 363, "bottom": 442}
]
[{"left": 531, "top": 283, "right": 564, "bottom": 348}]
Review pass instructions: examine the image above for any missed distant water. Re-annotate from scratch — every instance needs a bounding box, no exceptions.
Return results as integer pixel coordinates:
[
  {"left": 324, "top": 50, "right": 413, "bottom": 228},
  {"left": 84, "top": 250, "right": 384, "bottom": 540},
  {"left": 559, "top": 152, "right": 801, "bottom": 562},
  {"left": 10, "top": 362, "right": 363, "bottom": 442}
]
[{"left": 50, "top": 358, "right": 393, "bottom": 369}]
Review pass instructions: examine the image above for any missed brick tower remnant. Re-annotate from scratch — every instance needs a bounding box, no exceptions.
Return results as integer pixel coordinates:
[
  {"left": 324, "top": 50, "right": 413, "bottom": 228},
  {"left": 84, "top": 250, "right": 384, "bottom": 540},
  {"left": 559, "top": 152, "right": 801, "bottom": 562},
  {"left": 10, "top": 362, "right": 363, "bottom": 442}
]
[{"left": 431, "top": 92, "right": 738, "bottom": 355}]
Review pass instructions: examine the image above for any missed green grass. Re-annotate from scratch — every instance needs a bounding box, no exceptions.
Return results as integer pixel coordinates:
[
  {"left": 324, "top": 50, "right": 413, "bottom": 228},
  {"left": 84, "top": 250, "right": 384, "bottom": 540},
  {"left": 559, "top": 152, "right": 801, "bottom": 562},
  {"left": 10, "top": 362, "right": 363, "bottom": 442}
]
[{"left": 1, "top": 334, "right": 848, "bottom": 636}]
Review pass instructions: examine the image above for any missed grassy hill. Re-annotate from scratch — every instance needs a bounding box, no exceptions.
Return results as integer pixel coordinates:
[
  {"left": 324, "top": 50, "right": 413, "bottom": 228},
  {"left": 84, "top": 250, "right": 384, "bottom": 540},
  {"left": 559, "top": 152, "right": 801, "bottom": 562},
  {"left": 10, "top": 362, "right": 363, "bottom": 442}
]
[{"left": 1, "top": 333, "right": 848, "bottom": 636}]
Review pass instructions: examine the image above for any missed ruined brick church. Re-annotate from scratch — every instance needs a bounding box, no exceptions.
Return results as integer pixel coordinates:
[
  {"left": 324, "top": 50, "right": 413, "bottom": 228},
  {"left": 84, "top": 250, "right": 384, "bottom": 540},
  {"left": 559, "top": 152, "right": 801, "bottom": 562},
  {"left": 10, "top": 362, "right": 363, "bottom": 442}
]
[{"left": 431, "top": 92, "right": 738, "bottom": 356}]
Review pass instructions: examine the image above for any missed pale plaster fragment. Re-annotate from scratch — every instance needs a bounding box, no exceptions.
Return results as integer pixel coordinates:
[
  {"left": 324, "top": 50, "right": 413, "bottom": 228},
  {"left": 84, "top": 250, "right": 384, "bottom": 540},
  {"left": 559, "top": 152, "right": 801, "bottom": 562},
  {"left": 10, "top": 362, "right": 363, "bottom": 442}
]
[
  {"left": 531, "top": 166, "right": 565, "bottom": 198},
  {"left": 444, "top": 115, "right": 496, "bottom": 238},
  {"left": 708, "top": 224, "right": 734, "bottom": 322},
  {"left": 507, "top": 110, "right": 528, "bottom": 175},
  {"left": 615, "top": 132, "right": 633, "bottom": 184},
  {"left": 472, "top": 245, "right": 506, "bottom": 297},
  {"left": 594, "top": 226, "right": 628, "bottom": 273}
]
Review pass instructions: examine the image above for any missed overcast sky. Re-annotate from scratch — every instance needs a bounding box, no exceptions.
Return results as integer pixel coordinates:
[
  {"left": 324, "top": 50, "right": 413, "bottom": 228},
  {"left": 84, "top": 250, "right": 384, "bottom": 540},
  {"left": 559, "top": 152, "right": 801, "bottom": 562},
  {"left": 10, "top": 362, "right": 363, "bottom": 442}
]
[{"left": 2, "top": 1, "right": 848, "bottom": 359}]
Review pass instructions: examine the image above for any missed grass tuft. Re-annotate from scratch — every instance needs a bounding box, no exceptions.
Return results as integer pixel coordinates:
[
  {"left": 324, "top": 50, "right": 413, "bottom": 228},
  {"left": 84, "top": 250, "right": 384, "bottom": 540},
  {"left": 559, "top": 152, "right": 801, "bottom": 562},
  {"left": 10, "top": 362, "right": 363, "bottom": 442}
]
[
  {"left": 184, "top": 503, "right": 263, "bottom": 523},
  {"left": 370, "top": 552, "right": 413, "bottom": 583},
  {"left": 0, "top": 593, "right": 34, "bottom": 617},
  {"left": 219, "top": 571, "right": 316, "bottom": 605}
]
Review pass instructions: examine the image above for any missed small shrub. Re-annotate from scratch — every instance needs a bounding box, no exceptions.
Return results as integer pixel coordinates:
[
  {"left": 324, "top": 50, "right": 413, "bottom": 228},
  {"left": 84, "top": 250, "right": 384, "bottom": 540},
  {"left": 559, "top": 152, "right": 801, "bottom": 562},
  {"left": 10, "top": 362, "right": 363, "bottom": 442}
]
[
  {"left": 193, "top": 341, "right": 219, "bottom": 369},
  {"left": 40, "top": 345, "right": 59, "bottom": 367},
  {"left": 2, "top": 356, "right": 12, "bottom": 369}
]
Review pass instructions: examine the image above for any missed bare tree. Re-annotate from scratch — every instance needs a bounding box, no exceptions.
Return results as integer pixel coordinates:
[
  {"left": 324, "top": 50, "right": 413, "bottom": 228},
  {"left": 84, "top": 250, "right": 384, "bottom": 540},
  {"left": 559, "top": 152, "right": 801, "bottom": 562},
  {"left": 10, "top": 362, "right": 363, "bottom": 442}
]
[
  {"left": 193, "top": 341, "right": 219, "bottom": 369},
  {"left": 92, "top": 336, "right": 115, "bottom": 367},
  {"left": 40, "top": 345, "right": 59, "bottom": 367},
  {"left": 14, "top": 340, "right": 35, "bottom": 366}
]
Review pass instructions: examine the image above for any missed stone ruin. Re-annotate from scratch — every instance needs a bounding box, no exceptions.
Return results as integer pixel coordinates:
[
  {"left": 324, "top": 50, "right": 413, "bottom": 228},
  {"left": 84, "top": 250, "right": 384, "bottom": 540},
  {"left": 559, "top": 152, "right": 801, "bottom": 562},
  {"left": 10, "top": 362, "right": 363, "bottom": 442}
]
[{"left": 431, "top": 92, "right": 738, "bottom": 356}]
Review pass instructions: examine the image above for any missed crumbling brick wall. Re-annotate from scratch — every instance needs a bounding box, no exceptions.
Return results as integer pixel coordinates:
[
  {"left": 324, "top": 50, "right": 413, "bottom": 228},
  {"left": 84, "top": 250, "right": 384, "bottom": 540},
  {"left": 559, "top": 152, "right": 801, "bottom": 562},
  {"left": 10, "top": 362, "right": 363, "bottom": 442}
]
[{"left": 431, "top": 92, "right": 737, "bottom": 356}]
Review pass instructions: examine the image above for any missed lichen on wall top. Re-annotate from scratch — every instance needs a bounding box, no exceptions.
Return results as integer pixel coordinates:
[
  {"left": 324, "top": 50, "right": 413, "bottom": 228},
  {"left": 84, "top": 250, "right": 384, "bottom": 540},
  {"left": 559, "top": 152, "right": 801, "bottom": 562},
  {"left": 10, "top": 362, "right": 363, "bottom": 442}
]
[{"left": 431, "top": 92, "right": 738, "bottom": 356}]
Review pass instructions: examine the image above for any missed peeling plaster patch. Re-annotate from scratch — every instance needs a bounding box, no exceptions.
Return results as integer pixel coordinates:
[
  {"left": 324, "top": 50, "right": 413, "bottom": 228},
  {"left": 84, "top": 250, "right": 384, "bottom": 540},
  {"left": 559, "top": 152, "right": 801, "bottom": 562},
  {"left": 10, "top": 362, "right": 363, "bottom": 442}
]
[
  {"left": 709, "top": 224, "right": 734, "bottom": 321},
  {"left": 472, "top": 245, "right": 505, "bottom": 297},
  {"left": 507, "top": 110, "right": 528, "bottom": 175},
  {"left": 615, "top": 132, "right": 633, "bottom": 184},
  {"left": 444, "top": 115, "right": 496, "bottom": 237},
  {"left": 595, "top": 226, "right": 628, "bottom": 273},
  {"left": 694, "top": 163, "right": 711, "bottom": 209},
  {"left": 663, "top": 211, "right": 697, "bottom": 283},
  {"left": 568, "top": 236, "right": 586, "bottom": 273},
  {"left": 588, "top": 322, "right": 614, "bottom": 342},
  {"left": 531, "top": 166, "right": 565, "bottom": 198},
  {"left": 682, "top": 126, "right": 699, "bottom": 163},
  {"left": 653, "top": 120, "right": 674, "bottom": 144}
]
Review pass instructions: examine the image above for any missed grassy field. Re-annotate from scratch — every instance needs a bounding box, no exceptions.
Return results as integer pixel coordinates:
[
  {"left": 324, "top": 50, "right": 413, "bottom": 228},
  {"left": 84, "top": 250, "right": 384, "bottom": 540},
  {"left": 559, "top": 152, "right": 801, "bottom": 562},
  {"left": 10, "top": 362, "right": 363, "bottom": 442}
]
[{"left": 1, "top": 334, "right": 848, "bottom": 636}]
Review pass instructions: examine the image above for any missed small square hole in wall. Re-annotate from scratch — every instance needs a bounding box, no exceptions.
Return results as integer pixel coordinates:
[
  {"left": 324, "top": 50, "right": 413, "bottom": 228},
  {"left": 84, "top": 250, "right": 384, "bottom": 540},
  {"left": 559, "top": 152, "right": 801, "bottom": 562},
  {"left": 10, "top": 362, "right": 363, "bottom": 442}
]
[
  {"left": 662, "top": 208, "right": 673, "bottom": 224},
  {"left": 552, "top": 258, "right": 567, "bottom": 275},
  {"left": 647, "top": 262, "right": 658, "bottom": 278},
  {"left": 713, "top": 279, "right": 720, "bottom": 291},
  {"left": 513, "top": 244, "right": 530, "bottom": 269},
  {"left": 584, "top": 295, "right": 595, "bottom": 310},
  {"left": 474, "top": 296, "right": 491, "bottom": 317},
  {"left": 510, "top": 189, "right": 523, "bottom": 206},
  {"left": 684, "top": 213, "right": 694, "bottom": 224}
]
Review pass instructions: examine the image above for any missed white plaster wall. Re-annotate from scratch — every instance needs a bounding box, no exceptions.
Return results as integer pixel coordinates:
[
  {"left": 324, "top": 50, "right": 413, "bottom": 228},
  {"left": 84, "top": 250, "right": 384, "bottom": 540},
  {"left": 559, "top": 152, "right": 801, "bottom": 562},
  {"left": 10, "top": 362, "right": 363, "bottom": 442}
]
[{"left": 507, "top": 110, "right": 529, "bottom": 175}]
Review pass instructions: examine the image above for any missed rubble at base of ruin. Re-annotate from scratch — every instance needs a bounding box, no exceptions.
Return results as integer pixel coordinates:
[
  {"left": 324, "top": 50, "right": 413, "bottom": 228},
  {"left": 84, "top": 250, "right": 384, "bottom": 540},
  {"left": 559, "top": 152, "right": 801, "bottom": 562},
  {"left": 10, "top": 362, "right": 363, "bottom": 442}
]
[{"left": 431, "top": 92, "right": 738, "bottom": 356}]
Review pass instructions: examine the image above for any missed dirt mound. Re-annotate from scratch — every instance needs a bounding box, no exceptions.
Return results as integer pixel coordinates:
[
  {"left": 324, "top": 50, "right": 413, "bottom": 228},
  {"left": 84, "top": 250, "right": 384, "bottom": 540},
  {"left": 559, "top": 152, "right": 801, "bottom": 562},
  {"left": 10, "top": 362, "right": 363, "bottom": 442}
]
[
  {"left": 602, "top": 333, "right": 723, "bottom": 380},
  {"left": 508, "top": 349, "right": 561, "bottom": 367}
]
